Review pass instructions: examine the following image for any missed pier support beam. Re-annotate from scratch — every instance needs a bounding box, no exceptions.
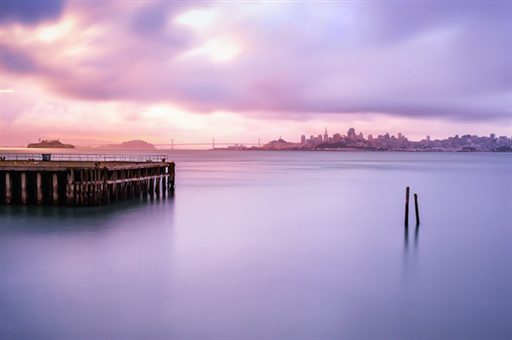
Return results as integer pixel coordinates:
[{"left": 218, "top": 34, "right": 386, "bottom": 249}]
[
  {"left": 21, "top": 173, "right": 27, "bottom": 204},
  {"left": 155, "top": 167, "right": 161, "bottom": 196},
  {"left": 53, "top": 173, "right": 59, "bottom": 205},
  {"left": 112, "top": 170, "right": 117, "bottom": 201},
  {"left": 67, "top": 169, "right": 75, "bottom": 206},
  {"left": 37, "top": 173, "right": 43, "bottom": 204},
  {"left": 5, "top": 172, "right": 11, "bottom": 204}
]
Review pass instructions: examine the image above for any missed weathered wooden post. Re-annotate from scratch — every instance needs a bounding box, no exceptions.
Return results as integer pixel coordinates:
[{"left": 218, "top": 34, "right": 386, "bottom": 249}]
[
  {"left": 83, "top": 170, "right": 88, "bottom": 205},
  {"left": 80, "top": 170, "right": 85, "bottom": 205},
  {"left": 67, "top": 169, "right": 74, "bottom": 206},
  {"left": 5, "top": 172, "right": 11, "bottom": 204},
  {"left": 52, "top": 173, "right": 59, "bottom": 205},
  {"left": 96, "top": 168, "right": 100, "bottom": 205},
  {"left": 102, "top": 168, "right": 108, "bottom": 204},
  {"left": 112, "top": 170, "right": 117, "bottom": 201},
  {"left": 37, "top": 173, "right": 43, "bottom": 204},
  {"left": 88, "top": 169, "right": 93, "bottom": 205},
  {"left": 21, "top": 172, "right": 27, "bottom": 204},
  {"left": 155, "top": 167, "right": 161, "bottom": 196},
  {"left": 414, "top": 193, "right": 420, "bottom": 226},
  {"left": 162, "top": 166, "right": 167, "bottom": 198},
  {"left": 404, "top": 186, "right": 410, "bottom": 227},
  {"left": 75, "top": 175, "right": 80, "bottom": 206},
  {"left": 93, "top": 168, "right": 98, "bottom": 205}
]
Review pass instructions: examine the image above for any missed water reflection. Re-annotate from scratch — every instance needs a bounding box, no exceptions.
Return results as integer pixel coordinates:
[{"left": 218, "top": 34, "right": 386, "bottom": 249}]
[
  {"left": 0, "top": 193, "right": 175, "bottom": 235},
  {"left": 414, "top": 224, "right": 419, "bottom": 249},
  {"left": 403, "top": 225, "right": 420, "bottom": 281}
]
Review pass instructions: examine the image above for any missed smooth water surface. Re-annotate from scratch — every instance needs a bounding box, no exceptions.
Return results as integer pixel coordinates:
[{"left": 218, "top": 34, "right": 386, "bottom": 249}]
[{"left": 1, "top": 151, "right": 510, "bottom": 338}]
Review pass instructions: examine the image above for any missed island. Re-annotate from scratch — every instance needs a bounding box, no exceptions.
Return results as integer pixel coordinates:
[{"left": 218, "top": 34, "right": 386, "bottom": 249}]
[
  {"left": 100, "top": 140, "right": 156, "bottom": 150},
  {"left": 27, "top": 140, "right": 75, "bottom": 149}
]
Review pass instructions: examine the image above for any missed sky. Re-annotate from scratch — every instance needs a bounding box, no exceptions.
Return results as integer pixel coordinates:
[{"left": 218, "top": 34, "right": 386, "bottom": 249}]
[{"left": 0, "top": 0, "right": 510, "bottom": 147}]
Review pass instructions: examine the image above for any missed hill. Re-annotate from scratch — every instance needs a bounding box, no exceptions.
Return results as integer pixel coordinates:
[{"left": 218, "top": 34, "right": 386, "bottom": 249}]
[
  {"left": 27, "top": 140, "right": 75, "bottom": 148},
  {"left": 101, "top": 140, "right": 156, "bottom": 150}
]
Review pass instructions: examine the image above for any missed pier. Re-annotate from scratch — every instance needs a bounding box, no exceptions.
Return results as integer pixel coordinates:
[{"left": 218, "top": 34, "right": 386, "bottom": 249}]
[{"left": 0, "top": 154, "right": 175, "bottom": 206}]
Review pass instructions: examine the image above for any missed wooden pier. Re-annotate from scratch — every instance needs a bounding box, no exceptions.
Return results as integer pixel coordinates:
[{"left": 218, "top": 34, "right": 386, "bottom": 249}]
[{"left": 0, "top": 154, "right": 175, "bottom": 206}]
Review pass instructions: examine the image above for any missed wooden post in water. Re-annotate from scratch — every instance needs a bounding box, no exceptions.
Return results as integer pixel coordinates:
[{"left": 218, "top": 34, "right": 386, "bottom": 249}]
[
  {"left": 21, "top": 173, "right": 27, "bottom": 204},
  {"left": 80, "top": 170, "right": 85, "bottom": 205},
  {"left": 155, "top": 167, "right": 161, "bottom": 196},
  {"left": 162, "top": 167, "right": 167, "bottom": 198},
  {"left": 5, "top": 172, "right": 11, "bottom": 204},
  {"left": 88, "top": 169, "right": 93, "bottom": 204},
  {"left": 414, "top": 193, "right": 420, "bottom": 226},
  {"left": 103, "top": 168, "right": 108, "bottom": 204},
  {"left": 37, "top": 173, "right": 43, "bottom": 204},
  {"left": 52, "top": 173, "right": 59, "bottom": 205},
  {"left": 75, "top": 172, "right": 80, "bottom": 206},
  {"left": 404, "top": 186, "right": 410, "bottom": 227},
  {"left": 67, "top": 169, "right": 74, "bottom": 206},
  {"left": 112, "top": 170, "right": 117, "bottom": 201}
]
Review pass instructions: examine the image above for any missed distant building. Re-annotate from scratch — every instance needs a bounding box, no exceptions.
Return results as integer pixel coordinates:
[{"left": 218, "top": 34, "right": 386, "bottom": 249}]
[
  {"left": 426, "top": 135, "right": 431, "bottom": 142},
  {"left": 490, "top": 133, "right": 496, "bottom": 139},
  {"left": 301, "top": 135, "right": 306, "bottom": 144},
  {"left": 333, "top": 133, "right": 341, "bottom": 142},
  {"left": 347, "top": 127, "right": 355, "bottom": 138},
  {"left": 368, "top": 134, "right": 373, "bottom": 141},
  {"left": 324, "top": 127, "right": 329, "bottom": 142},
  {"left": 398, "top": 133, "right": 402, "bottom": 140}
]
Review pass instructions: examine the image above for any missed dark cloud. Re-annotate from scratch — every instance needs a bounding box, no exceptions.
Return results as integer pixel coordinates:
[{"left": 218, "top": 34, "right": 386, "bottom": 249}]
[
  {"left": 1, "top": 45, "right": 41, "bottom": 73},
  {"left": 0, "top": 1, "right": 65, "bottom": 25}
]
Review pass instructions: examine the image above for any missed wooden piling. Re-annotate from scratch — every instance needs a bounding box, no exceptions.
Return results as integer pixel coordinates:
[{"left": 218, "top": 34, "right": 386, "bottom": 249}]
[
  {"left": 5, "top": 172, "right": 11, "bottom": 204},
  {"left": 404, "top": 186, "right": 410, "bottom": 227},
  {"left": 414, "top": 193, "right": 420, "bottom": 226},
  {"left": 52, "top": 173, "right": 59, "bottom": 205},
  {"left": 37, "top": 173, "right": 43, "bottom": 204},
  {"left": 155, "top": 167, "right": 161, "bottom": 196},
  {"left": 103, "top": 168, "right": 108, "bottom": 204},
  {"left": 162, "top": 169, "right": 167, "bottom": 198},
  {"left": 67, "top": 169, "right": 74, "bottom": 206},
  {"left": 93, "top": 168, "right": 98, "bottom": 205},
  {"left": 21, "top": 173, "right": 27, "bottom": 204},
  {"left": 112, "top": 170, "right": 117, "bottom": 201}
]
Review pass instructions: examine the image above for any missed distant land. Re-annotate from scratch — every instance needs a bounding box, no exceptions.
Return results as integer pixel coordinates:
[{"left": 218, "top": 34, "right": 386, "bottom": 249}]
[
  {"left": 27, "top": 140, "right": 75, "bottom": 149},
  {"left": 99, "top": 140, "right": 156, "bottom": 150},
  {"left": 259, "top": 131, "right": 512, "bottom": 152}
]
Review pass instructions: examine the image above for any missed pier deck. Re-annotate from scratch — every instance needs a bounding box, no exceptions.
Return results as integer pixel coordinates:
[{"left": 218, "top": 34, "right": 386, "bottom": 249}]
[{"left": 0, "top": 154, "right": 175, "bottom": 206}]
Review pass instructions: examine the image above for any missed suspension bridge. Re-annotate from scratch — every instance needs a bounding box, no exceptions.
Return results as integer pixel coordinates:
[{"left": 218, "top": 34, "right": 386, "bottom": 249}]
[{"left": 154, "top": 138, "right": 265, "bottom": 149}]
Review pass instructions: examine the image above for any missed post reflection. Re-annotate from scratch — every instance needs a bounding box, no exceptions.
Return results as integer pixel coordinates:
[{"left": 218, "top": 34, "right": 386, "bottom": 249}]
[{"left": 403, "top": 224, "right": 420, "bottom": 281}]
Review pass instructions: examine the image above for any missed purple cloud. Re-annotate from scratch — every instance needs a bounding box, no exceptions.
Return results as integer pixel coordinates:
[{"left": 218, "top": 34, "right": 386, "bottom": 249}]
[
  {"left": 0, "top": 1, "right": 65, "bottom": 25},
  {"left": 1, "top": 1, "right": 509, "bottom": 121}
]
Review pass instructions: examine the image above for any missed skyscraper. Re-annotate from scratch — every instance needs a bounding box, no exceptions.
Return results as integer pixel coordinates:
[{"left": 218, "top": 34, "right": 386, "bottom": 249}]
[
  {"left": 301, "top": 135, "right": 306, "bottom": 144},
  {"left": 324, "top": 127, "right": 328, "bottom": 142}
]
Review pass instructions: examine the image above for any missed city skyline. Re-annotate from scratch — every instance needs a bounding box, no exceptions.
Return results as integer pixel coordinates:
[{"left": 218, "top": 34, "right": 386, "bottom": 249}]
[{"left": 0, "top": 1, "right": 510, "bottom": 146}]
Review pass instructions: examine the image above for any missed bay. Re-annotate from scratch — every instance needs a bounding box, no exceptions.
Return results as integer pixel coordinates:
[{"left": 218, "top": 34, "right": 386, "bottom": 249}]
[{"left": 1, "top": 150, "right": 510, "bottom": 338}]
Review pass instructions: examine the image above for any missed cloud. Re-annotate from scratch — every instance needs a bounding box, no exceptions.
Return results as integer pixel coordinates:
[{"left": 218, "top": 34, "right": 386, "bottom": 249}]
[
  {"left": 0, "top": 1, "right": 65, "bottom": 25},
  {"left": 1, "top": 45, "right": 41, "bottom": 74},
  {"left": 0, "top": 1, "right": 509, "bottom": 124}
]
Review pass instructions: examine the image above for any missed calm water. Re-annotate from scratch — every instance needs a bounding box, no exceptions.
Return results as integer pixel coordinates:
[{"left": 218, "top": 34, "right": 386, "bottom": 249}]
[{"left": 1, "top": 151, "right": 510, "bottom": 338}]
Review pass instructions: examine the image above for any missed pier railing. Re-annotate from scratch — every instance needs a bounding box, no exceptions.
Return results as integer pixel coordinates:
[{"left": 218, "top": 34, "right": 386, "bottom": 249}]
[{"left": 0, "top": 153, "right": 169, "bottom": 162}]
